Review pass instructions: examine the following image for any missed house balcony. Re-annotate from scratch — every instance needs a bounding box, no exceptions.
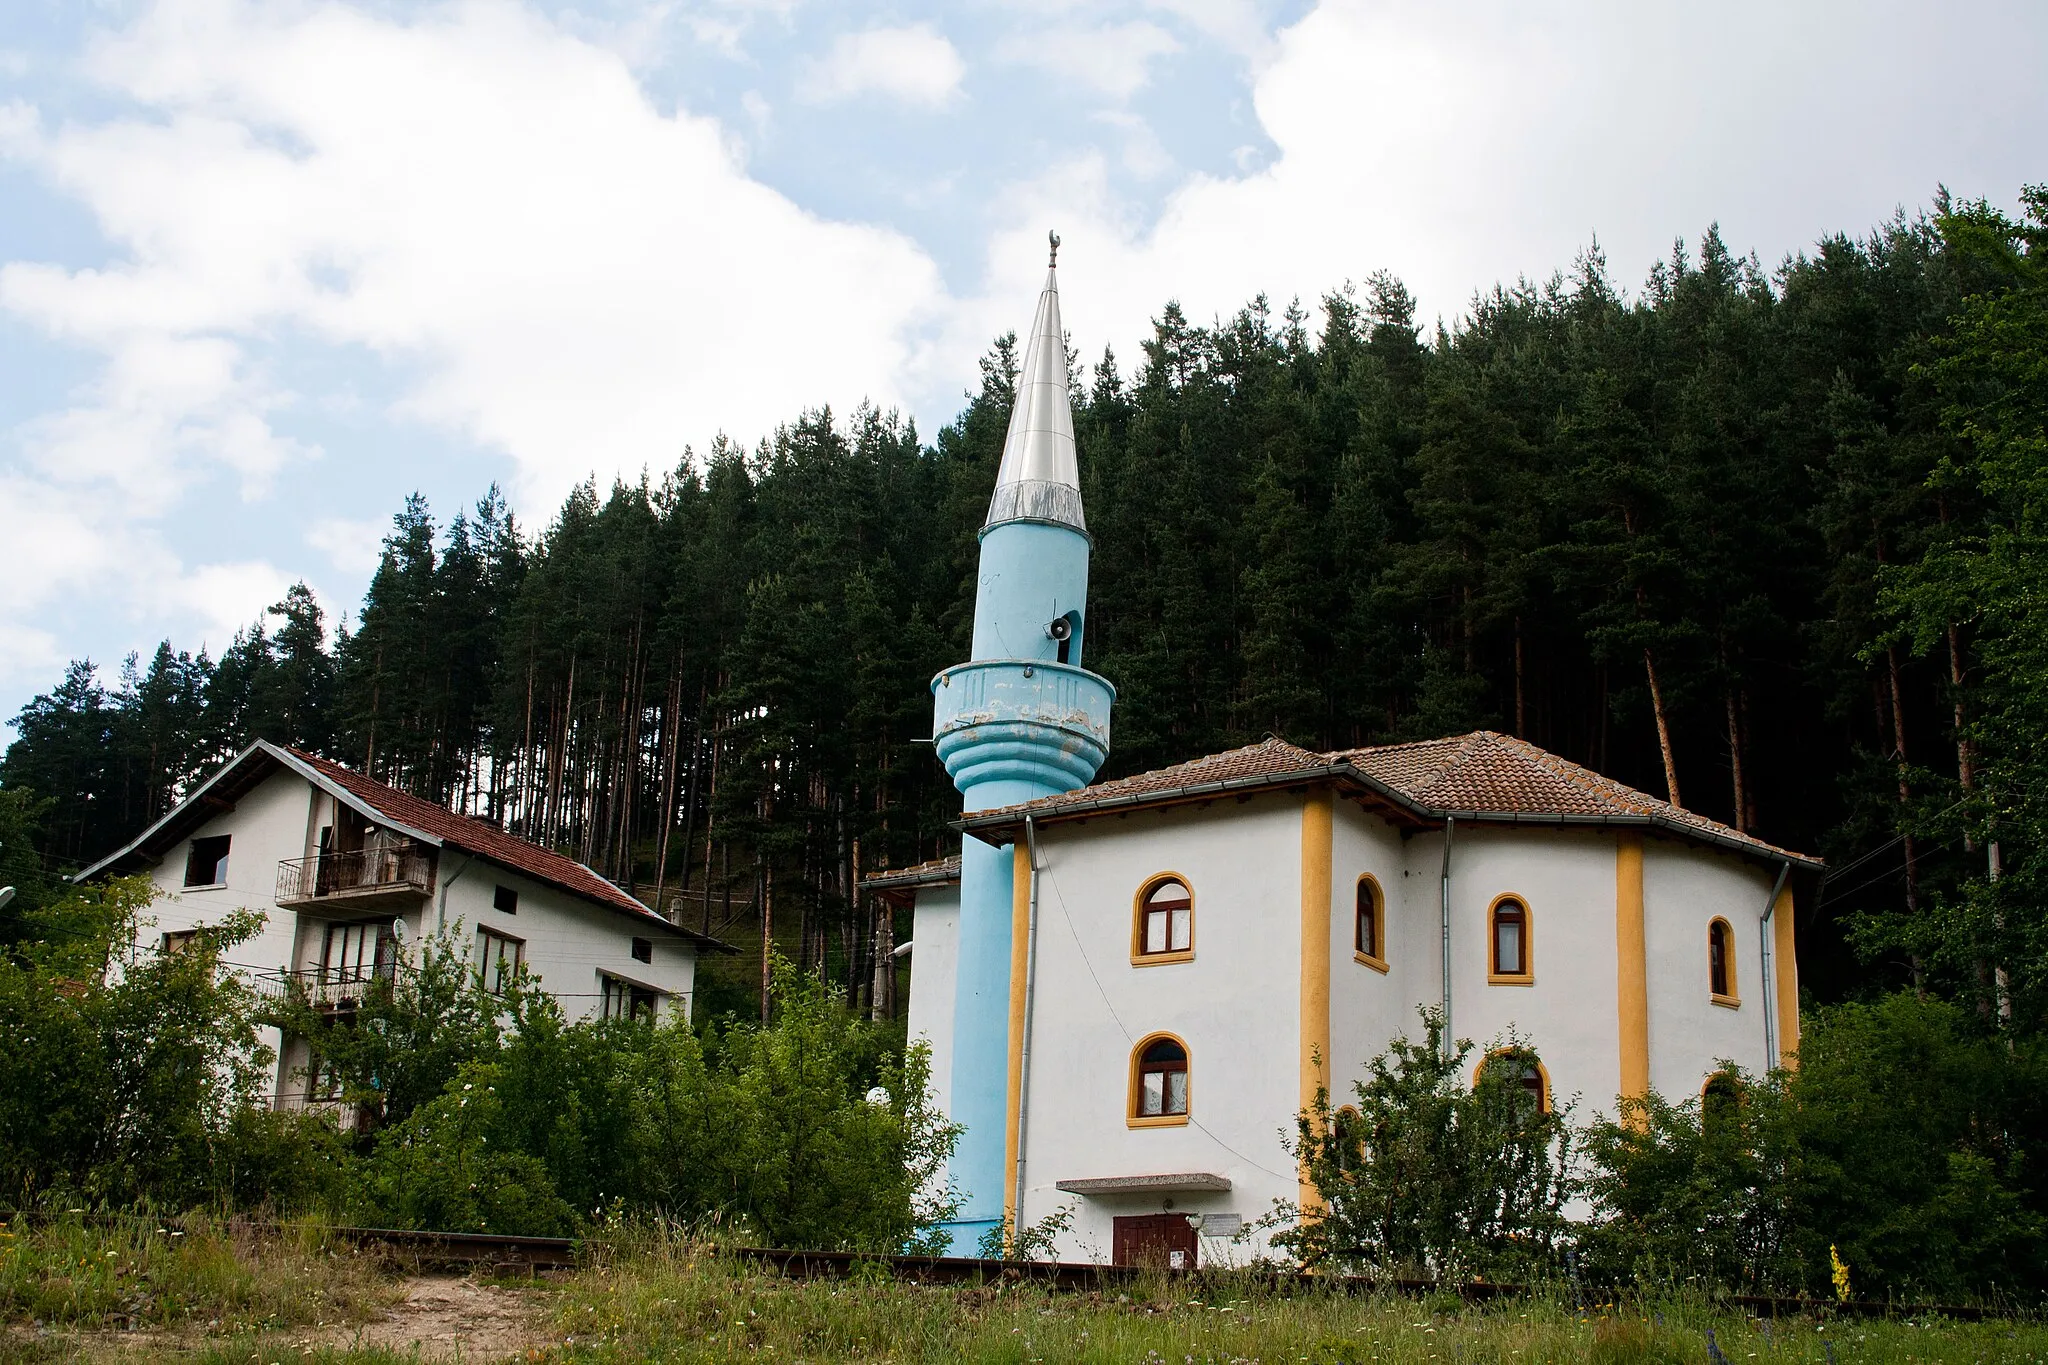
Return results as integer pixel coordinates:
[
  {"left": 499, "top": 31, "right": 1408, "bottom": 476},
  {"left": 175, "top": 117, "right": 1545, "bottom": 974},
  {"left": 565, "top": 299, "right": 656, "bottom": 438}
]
[
  {"left": 276, "top": 847, "right": 433, "bottom": 911},
  {"left": 251, "top": 962, "right": 399, "bottom": 1011}
]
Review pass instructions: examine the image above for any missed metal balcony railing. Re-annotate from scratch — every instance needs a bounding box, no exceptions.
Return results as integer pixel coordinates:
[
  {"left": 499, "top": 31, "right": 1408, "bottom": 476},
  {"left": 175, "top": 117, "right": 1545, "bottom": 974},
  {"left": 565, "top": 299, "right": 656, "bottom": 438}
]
[
  {"left": 251, "top": 961, "right": 399, "bottom": 1009},
  {"left": 276, "top": 847, "right": 432, "bottom": 906}
]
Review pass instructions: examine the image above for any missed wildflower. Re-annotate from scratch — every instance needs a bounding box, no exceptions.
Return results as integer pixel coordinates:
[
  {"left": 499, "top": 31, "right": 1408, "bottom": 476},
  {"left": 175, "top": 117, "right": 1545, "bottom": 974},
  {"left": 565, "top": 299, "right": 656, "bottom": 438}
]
[{"left": 1829, "top": 1244, "right": 1851, "bottom": 1303}]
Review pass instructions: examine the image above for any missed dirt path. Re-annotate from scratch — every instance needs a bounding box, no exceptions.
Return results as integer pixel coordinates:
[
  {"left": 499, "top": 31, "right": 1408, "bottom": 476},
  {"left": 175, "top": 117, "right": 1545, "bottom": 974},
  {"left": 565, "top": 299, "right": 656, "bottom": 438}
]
[
  {"left": 322, "top": 1274, "right": 552, "bottom": 1359},
  {"left": 12, "top": 1274, "right": 554, "bottom": 1362}
]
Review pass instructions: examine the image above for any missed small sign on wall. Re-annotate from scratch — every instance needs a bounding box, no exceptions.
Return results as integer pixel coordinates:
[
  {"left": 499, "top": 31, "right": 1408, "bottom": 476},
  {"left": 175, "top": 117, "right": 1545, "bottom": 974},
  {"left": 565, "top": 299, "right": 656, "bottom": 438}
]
[{"left": 1199, "top": 1213, "right": 1243, "bottom": 1237}]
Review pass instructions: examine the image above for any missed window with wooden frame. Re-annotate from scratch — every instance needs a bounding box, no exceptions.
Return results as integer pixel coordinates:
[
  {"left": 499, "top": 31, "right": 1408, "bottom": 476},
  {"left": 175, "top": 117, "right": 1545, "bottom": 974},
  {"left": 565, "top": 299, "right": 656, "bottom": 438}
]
[
  {"left": 1129, "top": 1034, "right": 1190, "bottom": 1126},
  {"left": 477, "top": 927, "right": 524, "bottom": 995},
  {"left": 1708, "top": 918, "right": 1739, "bottom": 1006},
  {"left": 600, "top": 974, "right": 661, "bottom": 1022},
  {"left": 1131, "top": 875, "right": 1194, "bottom": 965},
  {"left": 184, "top": 835, "right": 231, "bottom": 887},
  {"left": 1475, "top": 1047, "right": 1550, "bottom": 1115},
  {"left": 1488, "top": 895, "right": 1533, "bottom": 983},
  {"left": 1354, "top": 875, "right": 1388, "bottom": 971},
  {"left": 160, "top": 929, "right": 201, "bottom": 956}
]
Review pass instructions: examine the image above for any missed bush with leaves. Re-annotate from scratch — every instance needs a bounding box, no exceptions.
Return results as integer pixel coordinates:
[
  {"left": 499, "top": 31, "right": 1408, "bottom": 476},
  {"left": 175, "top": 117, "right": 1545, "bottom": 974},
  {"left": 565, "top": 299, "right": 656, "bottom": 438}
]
[
  {"left": 1277, "top": 1007, "right": 1574, "bottom": 1281},
  {"left": 0, "top": 875, "right": 339, "bottom": 1211},
  {"left": 1583, "top": 992, "right": 2048, "bottom": 1301}
]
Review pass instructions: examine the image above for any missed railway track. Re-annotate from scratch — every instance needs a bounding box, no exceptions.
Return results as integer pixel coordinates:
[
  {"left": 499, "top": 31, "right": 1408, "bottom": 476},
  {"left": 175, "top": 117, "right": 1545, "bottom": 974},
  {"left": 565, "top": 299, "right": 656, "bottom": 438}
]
[{"left": 0, "top": 1214, "right": 1998, "bottom": 1319}]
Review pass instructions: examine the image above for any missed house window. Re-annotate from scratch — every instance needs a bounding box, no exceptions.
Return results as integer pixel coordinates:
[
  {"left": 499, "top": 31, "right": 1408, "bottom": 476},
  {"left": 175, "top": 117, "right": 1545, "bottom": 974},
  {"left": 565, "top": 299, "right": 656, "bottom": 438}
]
[
  {"left": 493, "top": 884, "right": 519, "bottom": 914},
  {"left": 1489, "top": 896, "right": 1533, "bottom": 982},
  {"left": 1709, "top": 918, "right": 1739, "bottom": 1004},
  {"left": 161, "top": 929, "right": 201, "bottom": 956},
  {"left": 631, "top": 936, "right": 653, "bottom": 964},
  {"left": 184, "top": 835, "right": 231, "bottom": 887},
  {"left": 477, "top": 927, "right": 524, "bottom": 995},
  {"left": 1132, "top": 876, "right": 1193, "bottom": 964},
  {"left": 323, "top": 920, "right": 395, "bottom": 985},
  {"left": 1129, "top": 1034, "right": 1190, "bottom": 1125},
  {"left": 600, "top": 975, "right": 660, "bottom": 1022},
  {"left": 1477, "top": 1047, "right": 1549, "bottom": 1115},
  {"left": 1354, "top": 875, "right": 1387, "bottom": 970}
]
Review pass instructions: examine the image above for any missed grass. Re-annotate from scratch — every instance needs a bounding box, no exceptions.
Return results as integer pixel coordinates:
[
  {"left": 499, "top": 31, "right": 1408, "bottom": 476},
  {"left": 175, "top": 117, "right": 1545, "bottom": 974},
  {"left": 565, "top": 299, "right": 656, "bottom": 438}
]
[
  {"left": 547, "top": 1237, "right": 2046, "bottom": 1364},
  {"left": 0, "top": 1211, "right": 396, "bottom": 1335},
  {"left": 3, "top": 1216, "right": 2044, "bottom": 1363}
]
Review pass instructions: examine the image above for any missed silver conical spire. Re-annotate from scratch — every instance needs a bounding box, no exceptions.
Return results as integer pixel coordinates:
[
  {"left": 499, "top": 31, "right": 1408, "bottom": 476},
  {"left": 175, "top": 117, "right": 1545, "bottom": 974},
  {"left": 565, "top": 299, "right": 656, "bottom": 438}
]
[{"left": 984, "top": 231, "right": 1084, "bottom": 532}]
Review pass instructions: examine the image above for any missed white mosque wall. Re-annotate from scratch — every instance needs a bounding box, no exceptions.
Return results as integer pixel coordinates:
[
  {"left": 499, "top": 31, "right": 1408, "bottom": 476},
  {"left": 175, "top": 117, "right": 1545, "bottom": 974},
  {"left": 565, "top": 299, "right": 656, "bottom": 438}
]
[
  {"left": 920, "top": 788, "right": 1800, "bottom": 1265},
  {"left": 1018, "top": 793, "right": 1307, "bottom": 1264},
  {"left": 906, "top": 886, "right": 962, "bottom": 1121},
  {"left": 1642, "top": 839, "right": 1778, "bottom": 1094},
  {"left": 1414, "top": 823, "right": 1629, "bottom": 1119}
]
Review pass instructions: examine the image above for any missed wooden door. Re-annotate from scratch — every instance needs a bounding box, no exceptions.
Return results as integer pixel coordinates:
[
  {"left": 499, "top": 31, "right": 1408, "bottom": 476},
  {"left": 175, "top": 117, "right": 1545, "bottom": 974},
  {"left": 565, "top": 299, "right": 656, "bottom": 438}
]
[{"left": 1111, "top": 1214, "right": 1197, "bottom": 1270}]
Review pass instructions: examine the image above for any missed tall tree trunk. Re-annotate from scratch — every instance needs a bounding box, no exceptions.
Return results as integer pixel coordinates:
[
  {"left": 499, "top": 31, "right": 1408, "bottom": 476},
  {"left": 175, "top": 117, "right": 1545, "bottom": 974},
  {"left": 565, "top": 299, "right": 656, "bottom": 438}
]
[
  {"left": 1724, "top": 685, "right": 1747, "bottom": 834},
  {"left": 1644, "top": 647, "right": 1682, "bottom": 809},
  {"left": 760, "top": 861, "right": 774, "bottom": 1023},
  {"left": 1885, "top": 644, "right": 1925, "bottom": 993},
  {"left": 1513, "top": 616, "right": 1526, "bottom": 737},
  {"left": 652, "top": 668, "right": 683, "bottom": 917}
]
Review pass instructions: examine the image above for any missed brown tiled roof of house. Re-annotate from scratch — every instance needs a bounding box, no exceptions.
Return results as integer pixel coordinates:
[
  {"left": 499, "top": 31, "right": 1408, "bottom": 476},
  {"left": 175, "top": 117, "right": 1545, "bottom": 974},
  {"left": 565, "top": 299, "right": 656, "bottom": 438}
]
[
  {"left": 957, "top": 732, "right": 1819, "bottom": 868},
  {"left": 287, "top": 748, "right": 726, "bottom": 944},
  {"left": 862, "top": 854, "right": 962, "bottom": 889},
  {"left": 861, "top": 854, "right": 962, "bottom": 905}
]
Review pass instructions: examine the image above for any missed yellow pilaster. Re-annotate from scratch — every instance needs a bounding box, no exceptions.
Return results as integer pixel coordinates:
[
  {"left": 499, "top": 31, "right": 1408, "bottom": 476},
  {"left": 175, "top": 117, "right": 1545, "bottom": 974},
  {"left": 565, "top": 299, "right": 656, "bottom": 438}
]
[
  {"left": 1298, "top": 790, "right": 1334, "bottom": 1210},
  {"left": 1615, "top": 833, "right": 1650, "bottom": 1125},
  {"left": 1003, "top": 840, "right": 1032, "bottom": 1248},
  {"left": 1774, "top": 882, "right": 1800, "bottom": 1068}
]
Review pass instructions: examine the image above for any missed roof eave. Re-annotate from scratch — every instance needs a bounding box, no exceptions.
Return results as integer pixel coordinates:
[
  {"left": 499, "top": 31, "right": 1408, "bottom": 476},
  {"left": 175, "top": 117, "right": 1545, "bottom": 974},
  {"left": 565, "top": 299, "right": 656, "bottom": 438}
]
[{"left": 954, "top": 760, "right": 1823, "bottom": 871}]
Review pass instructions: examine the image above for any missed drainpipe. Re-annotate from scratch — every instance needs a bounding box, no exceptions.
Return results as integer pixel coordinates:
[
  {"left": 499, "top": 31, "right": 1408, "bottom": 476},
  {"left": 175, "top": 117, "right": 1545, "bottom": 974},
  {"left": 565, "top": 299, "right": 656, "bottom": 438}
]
[
  {"left": 1440, "top": 817, "right": 1456, "bottom": 1059},
  {"left": 436, "top": 850, "right": 476, "bottom": 937},
  {"left": 1012, "top": 815, "right": 1043, "bottom": 1242},
  {"left": 1758, "top": 860, "right": 1791, "bottom": 1073}
]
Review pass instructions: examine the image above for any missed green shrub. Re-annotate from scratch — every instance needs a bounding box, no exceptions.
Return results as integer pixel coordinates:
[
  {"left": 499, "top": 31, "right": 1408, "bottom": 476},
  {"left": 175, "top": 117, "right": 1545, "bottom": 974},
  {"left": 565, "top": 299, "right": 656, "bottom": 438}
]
[{"left": 1281, "top": 1007, "right": 1574, "bottom": 1281}]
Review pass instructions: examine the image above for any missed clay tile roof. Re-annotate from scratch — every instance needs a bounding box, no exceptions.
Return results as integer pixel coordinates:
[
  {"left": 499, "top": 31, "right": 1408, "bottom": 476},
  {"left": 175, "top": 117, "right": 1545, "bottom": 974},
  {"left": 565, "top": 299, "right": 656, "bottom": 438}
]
[
  {"left": 288, "top": 748, "right": 729, "bottom": 945},
  {"left": 862, "top": 854, "right": 962, "bottom": 890},
  {"left": 959, "top": 730, "right": 1817, "bottom": 867}
]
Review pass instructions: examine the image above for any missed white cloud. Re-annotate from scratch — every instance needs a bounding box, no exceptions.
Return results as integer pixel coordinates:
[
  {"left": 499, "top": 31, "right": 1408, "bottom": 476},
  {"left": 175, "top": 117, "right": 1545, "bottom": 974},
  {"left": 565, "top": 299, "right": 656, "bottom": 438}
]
[
  {"left": 0, "top": 0, "right": 947, "bottom": 700},
  {"left": 957, "top": 0, "right": 2048, "bottom": 386},
  {"left": 167, "top": 560, "right": 293, "bottom": 649},
  {"left": 801, "top": 24, "right": 964, "bottom": 107},
  {"left": 306, "top": 517, "right": 387, "bottom": 575},
  {"left": 999, "top": 21, "right": 1179, "bottom": 101}
]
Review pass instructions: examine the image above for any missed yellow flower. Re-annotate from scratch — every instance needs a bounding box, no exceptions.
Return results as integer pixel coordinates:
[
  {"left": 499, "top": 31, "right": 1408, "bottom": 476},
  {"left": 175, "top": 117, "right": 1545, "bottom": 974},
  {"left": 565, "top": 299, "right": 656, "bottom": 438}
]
[{"left": 1829, "top": 1244, "right": 1851, "bottom": 1303}]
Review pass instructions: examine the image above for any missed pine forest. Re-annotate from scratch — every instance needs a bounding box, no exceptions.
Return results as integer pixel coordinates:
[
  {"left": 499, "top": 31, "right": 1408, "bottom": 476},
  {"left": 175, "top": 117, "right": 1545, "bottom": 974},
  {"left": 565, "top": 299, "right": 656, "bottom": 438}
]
[{"left": 6, "top": 187, "right": 2046, "bottom": 1030}]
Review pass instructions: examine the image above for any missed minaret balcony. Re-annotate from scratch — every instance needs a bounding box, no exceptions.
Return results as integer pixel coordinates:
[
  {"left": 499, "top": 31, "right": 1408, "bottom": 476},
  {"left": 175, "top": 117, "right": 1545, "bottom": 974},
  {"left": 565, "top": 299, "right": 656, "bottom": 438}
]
[{"left": 932, "top": 659, "right": 1114, "bottom": 796}]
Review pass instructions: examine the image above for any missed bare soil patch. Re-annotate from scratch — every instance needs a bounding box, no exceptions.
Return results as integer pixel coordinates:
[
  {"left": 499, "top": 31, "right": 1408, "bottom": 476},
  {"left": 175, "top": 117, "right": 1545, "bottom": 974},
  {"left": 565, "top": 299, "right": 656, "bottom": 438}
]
[
  {"left": 328, "top": 1274, "right": 551, "bottom": 1359},
  {"left": 6, "top": 1275, "right": 551, "bottom": 1363}
]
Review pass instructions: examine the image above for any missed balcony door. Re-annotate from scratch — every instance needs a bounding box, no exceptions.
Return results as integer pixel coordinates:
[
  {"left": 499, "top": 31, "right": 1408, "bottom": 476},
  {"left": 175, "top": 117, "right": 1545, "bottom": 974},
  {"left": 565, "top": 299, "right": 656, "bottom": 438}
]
[{"left": 323, "top": 920, "right": 395, "bottom": 985}]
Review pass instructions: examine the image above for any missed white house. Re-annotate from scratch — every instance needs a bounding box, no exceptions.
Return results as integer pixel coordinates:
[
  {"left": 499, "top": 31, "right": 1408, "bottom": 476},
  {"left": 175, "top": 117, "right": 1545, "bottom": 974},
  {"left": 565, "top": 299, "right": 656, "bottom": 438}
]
[
  {"left": 882, "top": 730, "right": 1819, "bottom": 1267},
  {"left": 81, "top": 739, "right": 729, "bottom": 1113}
]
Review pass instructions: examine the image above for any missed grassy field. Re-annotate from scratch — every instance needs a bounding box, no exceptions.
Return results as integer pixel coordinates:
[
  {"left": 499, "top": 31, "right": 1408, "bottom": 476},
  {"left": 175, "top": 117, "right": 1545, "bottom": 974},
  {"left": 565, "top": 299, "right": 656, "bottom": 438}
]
[{"left": 3, "top": 1216, "right": 2042, "bottom": 1364}]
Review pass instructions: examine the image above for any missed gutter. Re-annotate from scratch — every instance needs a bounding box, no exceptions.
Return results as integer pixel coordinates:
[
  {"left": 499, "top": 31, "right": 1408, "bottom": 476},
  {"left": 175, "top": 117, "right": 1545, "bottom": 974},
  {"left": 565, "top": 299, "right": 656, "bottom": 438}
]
[{"left": 1439, "top": 816, "right": 1456, "bottom": 1059}]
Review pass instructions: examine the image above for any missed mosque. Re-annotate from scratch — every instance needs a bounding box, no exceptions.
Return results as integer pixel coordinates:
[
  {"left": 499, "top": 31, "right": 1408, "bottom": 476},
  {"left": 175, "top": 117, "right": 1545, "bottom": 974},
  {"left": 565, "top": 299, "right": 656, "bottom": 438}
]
[{"left": 870, "top": 238, "right": 1822, "bottom": 1267}]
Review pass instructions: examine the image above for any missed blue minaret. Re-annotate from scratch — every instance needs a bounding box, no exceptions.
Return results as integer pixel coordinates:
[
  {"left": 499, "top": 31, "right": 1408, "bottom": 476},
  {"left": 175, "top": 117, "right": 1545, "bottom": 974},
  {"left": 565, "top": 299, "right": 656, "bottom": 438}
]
[{"left": 932, "top": 234, "right": 1114, "bottom": 1251}]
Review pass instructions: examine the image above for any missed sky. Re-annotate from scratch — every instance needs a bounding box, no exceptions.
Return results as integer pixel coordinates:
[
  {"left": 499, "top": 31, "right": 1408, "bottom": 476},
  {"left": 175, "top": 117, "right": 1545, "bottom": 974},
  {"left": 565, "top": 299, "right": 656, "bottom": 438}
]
[{"left": 1, "top": 0, "right": 2044, "bottom": 740}]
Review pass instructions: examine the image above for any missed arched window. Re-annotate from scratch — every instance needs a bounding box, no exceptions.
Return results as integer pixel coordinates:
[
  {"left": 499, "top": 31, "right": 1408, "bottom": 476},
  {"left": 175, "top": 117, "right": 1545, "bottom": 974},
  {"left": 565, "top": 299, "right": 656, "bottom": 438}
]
[
  {"left": 1476, "top": 1047, "right": 1549, "bottom": 1115},
  {"left": 1132, "top": 875, "right": 1194, "bottom": 964},
  {"left": 1354, "top": 875, "right": 1387, "bottom": 971},
  {"left": 1129, "top": 1034, "right": 1190, "bottom": 1126},
  {"left": 1708, "top": 918, "right": 1739, "bottom": 1005},
  {"left": 1702, "top": 1069, "right": 1742, "bottom": 1127},
  {"left": 1488, "top": 895, "right": 1533, "bottom": 983}
]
